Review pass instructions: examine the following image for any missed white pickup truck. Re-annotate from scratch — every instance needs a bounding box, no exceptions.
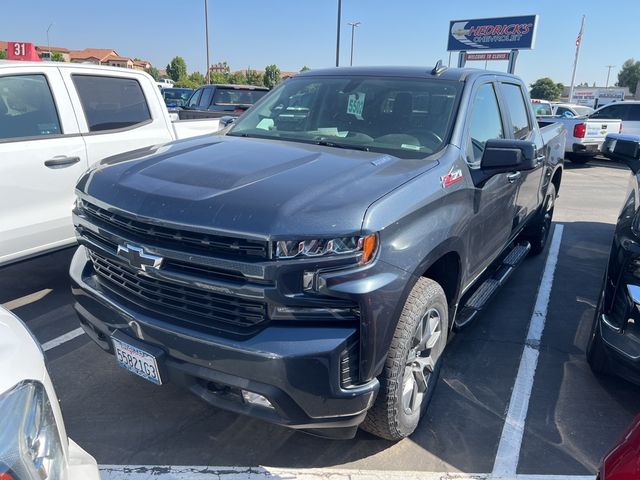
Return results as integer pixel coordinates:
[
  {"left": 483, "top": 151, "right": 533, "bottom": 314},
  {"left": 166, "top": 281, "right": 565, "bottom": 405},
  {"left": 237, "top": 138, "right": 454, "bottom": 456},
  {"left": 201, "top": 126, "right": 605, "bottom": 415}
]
[
  {"left": 532, "top": 99, "right": 622, "bottom": 164},
  {"left": 0, "top": 61, "right": 221, "bottom": 266}
]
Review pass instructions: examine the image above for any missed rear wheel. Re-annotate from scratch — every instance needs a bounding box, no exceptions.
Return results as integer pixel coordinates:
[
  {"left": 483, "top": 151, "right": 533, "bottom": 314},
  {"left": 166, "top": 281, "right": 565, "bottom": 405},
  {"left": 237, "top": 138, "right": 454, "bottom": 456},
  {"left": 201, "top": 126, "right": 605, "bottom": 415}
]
[
  {"left": 527, "top": 183, "right": 556, "bottom": 256},
  {"left": 361, "top": 278, "right": 448, "bottom": 441}
]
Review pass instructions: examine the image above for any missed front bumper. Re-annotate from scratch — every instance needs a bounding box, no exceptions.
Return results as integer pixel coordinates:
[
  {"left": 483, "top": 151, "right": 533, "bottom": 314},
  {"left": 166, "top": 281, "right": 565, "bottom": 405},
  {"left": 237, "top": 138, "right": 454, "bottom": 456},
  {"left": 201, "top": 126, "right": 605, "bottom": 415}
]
[{"left": 70, "top": 247, "right": 380, "bottom": 438}]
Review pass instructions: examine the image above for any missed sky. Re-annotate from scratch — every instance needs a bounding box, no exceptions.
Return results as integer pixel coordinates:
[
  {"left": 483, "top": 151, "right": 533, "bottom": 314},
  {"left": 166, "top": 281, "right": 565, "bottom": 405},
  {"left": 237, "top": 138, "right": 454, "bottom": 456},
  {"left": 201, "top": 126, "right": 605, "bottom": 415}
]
[{"left": 1, "top": 0, "right": 638, "bottom": 87}]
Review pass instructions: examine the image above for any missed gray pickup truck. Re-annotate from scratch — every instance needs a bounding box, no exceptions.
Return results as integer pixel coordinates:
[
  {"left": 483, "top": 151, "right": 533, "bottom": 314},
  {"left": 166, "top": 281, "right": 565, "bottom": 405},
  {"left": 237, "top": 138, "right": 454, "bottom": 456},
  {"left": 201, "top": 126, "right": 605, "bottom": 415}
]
[{"left": 70, "top": 65, "right": 566, "bottom": 440}]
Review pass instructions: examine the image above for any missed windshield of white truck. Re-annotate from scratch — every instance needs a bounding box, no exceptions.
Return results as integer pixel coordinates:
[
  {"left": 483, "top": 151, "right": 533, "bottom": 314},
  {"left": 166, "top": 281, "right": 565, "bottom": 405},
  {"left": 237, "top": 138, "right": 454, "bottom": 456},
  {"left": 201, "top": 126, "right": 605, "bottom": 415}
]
[{"left": 228, "top": 76, "right": 461, "bottom": 159}]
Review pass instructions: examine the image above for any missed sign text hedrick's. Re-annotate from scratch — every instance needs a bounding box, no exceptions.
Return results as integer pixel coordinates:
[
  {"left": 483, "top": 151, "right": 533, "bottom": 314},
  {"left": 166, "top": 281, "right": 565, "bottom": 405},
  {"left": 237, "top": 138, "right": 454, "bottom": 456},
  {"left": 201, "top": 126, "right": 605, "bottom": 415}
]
[{"left": 447, "top": 15, "right": 538, "bottom": 51}]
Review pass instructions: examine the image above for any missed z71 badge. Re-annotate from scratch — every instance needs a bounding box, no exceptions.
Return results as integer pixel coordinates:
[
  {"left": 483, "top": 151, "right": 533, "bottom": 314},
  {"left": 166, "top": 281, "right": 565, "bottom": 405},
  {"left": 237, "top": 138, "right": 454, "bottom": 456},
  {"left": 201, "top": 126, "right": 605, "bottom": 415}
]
[{"left": 441, "top": 167, "right": 464, "bottom": 188}]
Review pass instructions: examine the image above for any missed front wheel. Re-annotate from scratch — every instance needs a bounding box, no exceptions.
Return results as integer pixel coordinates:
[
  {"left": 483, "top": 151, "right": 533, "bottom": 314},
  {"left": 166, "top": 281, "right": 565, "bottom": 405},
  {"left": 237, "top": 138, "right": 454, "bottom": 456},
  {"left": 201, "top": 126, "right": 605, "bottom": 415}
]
[
  {"left": 361, "top": 278, "right": 448, "bottom": 441},
  {"left": 527, "top": 183, "right": 556, "bottom": 256}
]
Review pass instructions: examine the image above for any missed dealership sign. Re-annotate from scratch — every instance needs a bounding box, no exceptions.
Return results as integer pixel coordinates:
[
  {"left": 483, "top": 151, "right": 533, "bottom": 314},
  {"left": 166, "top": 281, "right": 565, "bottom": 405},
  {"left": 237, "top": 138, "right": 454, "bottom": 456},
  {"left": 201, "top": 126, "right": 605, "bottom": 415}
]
[
  {"left": 448, "top": 15, "right": 538, "bottom": 51},
  {"left": 465, "top": 52, "right": 510, "bottom": 61}
]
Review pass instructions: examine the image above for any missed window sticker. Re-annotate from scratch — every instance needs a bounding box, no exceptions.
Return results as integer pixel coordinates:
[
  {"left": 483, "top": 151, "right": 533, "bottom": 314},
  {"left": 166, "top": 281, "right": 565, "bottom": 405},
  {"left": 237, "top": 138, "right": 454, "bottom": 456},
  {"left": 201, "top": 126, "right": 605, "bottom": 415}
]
[{"left": 347, "top": 92, "right": 366, "bottom": 119}]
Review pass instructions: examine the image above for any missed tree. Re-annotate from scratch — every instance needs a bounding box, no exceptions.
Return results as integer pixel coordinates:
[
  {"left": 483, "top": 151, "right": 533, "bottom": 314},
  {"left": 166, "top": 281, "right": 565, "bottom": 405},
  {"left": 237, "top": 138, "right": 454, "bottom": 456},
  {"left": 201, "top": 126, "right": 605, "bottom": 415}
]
[
  {"left": 189, "top": 71, "right": 206, "bottom": 86},
  {"left": 529, "top": 77, "right": 564, "bottom": 101},
  {"left": 616, "top": 59, "right": 640, "bottom": 95},
  {"left": 147, "top": 66, "right": 160, "bottom": 81},
  {"left": 263, "top": 64, "right": 281, "bottom": 89},
  {"left": 50, "top": 52, "right": 65, "bottom": 62},
  {"left": 245, "top": 68, "right": 263, "bottom": 86},
  {"left": 166, "top": 56, "right": 187, "bottom": 82},
  {"left": 300, "top": 66, "right": 310, "bottom": 72},
  {"left": 0, "top": 50, "right": 6, "bottom": 60},
  {"left": 227, "top": 71, "right": 247, "bottom": 85},
  {"left": 209, "top": 72, "right": 229, "bottom": 84}
]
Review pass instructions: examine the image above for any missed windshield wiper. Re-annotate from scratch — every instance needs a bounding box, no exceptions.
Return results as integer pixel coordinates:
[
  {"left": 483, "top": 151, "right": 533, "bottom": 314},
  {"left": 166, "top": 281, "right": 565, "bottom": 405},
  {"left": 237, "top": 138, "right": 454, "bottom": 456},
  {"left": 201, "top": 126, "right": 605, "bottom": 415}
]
[{"left": 314, "top": 140, "right": 370, "bottom": 152}]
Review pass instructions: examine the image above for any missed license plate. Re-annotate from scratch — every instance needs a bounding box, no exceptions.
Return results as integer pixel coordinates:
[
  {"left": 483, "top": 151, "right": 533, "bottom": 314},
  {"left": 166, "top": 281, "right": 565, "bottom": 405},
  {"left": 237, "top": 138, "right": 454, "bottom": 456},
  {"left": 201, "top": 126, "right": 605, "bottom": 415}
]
[{"left": 112, "top": 337, "right": 162, "bottom": 385}]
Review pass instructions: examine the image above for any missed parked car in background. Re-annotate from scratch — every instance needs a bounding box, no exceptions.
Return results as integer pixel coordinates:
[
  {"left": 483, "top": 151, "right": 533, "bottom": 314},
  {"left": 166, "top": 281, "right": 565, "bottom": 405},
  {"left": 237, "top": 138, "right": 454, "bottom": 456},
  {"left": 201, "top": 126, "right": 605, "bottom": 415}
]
[
  {"left": 0, "top": 62, "right": 222, "bottom": 267},
  {"left": 551, "top": 102, "right": 594, "bottom": 117},
  {"left": 71, "top": 65, "right": 565, "bottom": 441},
  {"left": 179, "top": 84, "right": 269, "bottom": 119},
  {"left": 591, "top": 101, "right": 640, "bottom": 136},
  {"left": 0, "top": 306, "right": 100, "bottom": 479},
  {"left": 161, "top": 87, "right": 194, "bottom": 109},
  {"left": 598, "top": 414, "right": 640, "bottom": 480},
  {"left": 588, "top": 133, "right": 640, "bottom": 385},
  {"left": 533, "top": 99, "right": 622, "bottom": 163}
]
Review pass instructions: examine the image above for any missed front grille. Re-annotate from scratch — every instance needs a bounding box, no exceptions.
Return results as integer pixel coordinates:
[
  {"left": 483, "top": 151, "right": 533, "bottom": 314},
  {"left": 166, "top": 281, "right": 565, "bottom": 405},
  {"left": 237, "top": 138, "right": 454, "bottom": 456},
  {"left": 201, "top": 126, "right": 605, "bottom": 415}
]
[
  {"left": 82, "top": 201, "right": 269, "bottom": 259},
  {"left": 89, "top": 251, "right": 268, "bottom": 335}
]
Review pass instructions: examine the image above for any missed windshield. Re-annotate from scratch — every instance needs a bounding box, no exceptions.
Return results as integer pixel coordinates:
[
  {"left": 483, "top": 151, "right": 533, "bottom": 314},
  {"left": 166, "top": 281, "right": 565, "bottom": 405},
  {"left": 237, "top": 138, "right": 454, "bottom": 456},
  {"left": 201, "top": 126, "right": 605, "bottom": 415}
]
[
  {"left": 213, "top": 88, "right": 268, "bottom": 106},
  {"left": 227, "top": 76, "right": 461, "bottom": 159},
  {"left": 573, "top": 106, "right": 593, "bottom": 116},
  {"left": 163, "top": 89, "right": 193, "bottom": 106}
]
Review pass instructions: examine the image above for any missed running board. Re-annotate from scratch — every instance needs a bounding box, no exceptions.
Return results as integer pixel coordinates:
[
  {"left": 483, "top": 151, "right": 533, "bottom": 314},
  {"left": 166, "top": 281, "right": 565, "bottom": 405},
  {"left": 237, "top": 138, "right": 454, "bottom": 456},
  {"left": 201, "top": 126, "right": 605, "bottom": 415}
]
[{"left": 454, "top": 242, "right": 531, "bottom": 330}]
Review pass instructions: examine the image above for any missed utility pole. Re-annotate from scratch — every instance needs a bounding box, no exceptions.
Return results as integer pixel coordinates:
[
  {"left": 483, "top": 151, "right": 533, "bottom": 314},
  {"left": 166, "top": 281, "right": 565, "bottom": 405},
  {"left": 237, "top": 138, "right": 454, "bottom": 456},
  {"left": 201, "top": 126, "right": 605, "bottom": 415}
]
[
  {"left": 568, "top": 15, "right": 585, "bottom": 103},
  {"left": 335, "top": 0, "right": 342, "bottom": 67},
  {"left": 605, "top": 64, "right": 615, "bottom": 88},
  {"left": 46, "top": 23, "right": 54, "bottom": 60},
  {"left": 204, "top": 0, "right": 210, "bottom": 84},
  {"left": 348, "top": 21, "right": 361, "bottom": 66}
]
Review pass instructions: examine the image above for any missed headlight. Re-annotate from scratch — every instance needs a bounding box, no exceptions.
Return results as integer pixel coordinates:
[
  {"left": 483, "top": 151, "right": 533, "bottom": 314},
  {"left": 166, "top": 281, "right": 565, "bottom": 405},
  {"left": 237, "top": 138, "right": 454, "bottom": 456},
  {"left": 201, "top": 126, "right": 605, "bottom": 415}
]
[
  {"left": 275, "top": 234, "right": 378, "bottom": 264},
  {"left": 0, "top": 381, "right": 66, "bottom": 480}
]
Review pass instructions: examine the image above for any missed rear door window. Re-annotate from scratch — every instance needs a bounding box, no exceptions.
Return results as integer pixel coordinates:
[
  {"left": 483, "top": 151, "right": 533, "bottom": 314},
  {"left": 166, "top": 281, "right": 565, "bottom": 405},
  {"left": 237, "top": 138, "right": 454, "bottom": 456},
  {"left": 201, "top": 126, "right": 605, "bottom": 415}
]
[
  {"left": 466, "top": 83, "right": 504, "bottom": 168},
  {"left": 500, "top": 83, "right": 531, "bottom": 139},
  {"left": 72, "top": 75, "right": 151, "bottom": 132},
  {"left": 626, "top": 104, "right": 640, "bottom": 121},
  {"left": 0, "top": 74, "right": 62, "bottom": 140}
]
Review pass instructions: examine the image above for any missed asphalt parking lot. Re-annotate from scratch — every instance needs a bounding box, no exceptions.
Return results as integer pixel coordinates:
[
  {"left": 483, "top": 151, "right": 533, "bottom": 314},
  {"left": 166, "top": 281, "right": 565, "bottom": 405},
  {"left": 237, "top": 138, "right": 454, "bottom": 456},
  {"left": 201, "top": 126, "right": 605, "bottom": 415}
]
[{"left": 2, "top": 158, "right": 640, "bottom": 477}]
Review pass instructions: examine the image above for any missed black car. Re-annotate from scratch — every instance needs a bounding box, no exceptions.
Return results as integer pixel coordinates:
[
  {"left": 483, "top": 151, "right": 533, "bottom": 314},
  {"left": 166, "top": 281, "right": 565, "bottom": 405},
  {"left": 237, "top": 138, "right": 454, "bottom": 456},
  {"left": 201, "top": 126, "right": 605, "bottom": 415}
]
[
  {"left": 588, "top": 134, "right": 640, "bottom": 384},
  {"left": 179, "top": 84, "right": 269, "bottom": 119}
]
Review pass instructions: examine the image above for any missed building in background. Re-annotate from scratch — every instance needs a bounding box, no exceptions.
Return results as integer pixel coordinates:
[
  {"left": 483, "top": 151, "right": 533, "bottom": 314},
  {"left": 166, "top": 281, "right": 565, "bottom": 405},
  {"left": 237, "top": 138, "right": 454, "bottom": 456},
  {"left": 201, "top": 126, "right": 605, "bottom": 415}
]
[{"left": 561, "top": 85, "right": 631, "bottom": 108}]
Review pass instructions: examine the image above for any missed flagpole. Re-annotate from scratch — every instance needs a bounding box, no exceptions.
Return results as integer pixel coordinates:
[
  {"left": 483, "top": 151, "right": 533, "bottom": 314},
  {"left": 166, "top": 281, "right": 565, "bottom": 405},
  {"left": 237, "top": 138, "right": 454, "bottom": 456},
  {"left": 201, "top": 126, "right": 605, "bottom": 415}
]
[{"left": 568, "top": 15, "right": 585, "bottom": 103}]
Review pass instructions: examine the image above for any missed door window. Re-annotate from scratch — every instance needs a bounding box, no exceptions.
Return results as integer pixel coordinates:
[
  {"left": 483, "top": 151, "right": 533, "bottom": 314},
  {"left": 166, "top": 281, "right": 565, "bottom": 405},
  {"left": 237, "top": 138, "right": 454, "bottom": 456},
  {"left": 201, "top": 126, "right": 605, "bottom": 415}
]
[
  {"left": 187, "top": 88, "right": 203, "bottom": 108},
  {"left": 72, "top": 75, "right": 151, "bottom": 132},
  {"left": 466, "top": 83, "right": 504, "bottom": 168},
  {"left": 501, "top": 83, "right": 531, "bottom": 139},
  {"left": 626, "top": 104, "right": 640, "bottom": 121},
  {"left": 0, "top": 74, "right": 62, "bottom": 140},
  {"left": 591, "top": 104, "right": 627, "bottom": 120},
  {"left": 198, "top": 87, "right": 214, "bottom": 108}
]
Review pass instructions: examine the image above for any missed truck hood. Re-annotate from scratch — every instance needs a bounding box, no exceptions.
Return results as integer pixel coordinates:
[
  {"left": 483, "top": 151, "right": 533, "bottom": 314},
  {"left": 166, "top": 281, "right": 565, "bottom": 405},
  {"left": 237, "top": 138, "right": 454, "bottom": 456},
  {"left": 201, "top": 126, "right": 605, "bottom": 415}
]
[{"left": 78, "top": 135, "right": 439, "bottom": 238}]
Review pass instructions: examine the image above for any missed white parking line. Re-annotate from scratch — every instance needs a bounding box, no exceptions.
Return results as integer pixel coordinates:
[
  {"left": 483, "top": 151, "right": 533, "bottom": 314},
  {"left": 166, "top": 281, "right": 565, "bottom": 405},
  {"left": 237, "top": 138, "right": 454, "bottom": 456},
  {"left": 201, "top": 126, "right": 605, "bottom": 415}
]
[
  {"left": 2, "top": 288, "right": 53, "bottom": 310},
  {"left": 42, "top": 327, "right": 85, "bottom": 352},
  {"left": 492, "top": 225, "right": 565, "bottom": 476},
  {"left": 99, "top": 465, "right": 594, "bottom": 480}
]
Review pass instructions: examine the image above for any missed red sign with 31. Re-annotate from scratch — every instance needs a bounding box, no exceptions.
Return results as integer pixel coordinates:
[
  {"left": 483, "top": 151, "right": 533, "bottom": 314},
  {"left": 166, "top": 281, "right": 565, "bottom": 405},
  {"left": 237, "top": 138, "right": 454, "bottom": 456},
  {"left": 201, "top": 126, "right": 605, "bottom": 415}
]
[{"left": 7, "top": 42, "right": 42, "bottom": 61}]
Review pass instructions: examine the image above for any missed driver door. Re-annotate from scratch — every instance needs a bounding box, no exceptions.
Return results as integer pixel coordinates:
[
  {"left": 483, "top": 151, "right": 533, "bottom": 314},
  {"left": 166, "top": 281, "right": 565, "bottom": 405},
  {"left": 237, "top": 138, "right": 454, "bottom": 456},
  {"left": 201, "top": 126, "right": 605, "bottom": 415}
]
[{"left": 464, "top": 82, "right": 519, "bottom": 280}]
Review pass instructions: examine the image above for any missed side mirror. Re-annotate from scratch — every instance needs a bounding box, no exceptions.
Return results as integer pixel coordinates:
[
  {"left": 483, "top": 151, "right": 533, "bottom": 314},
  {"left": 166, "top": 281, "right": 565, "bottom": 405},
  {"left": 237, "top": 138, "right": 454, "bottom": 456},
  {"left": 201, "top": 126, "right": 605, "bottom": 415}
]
[
  {"left": 220, "top": 116, "right": 235, "bottom": 128},
  {"left": 602, "top": 134, "right": 640, "bottom": 173},
  {"left": 481, "top": 139, "right": 537, "bottom": 174}
]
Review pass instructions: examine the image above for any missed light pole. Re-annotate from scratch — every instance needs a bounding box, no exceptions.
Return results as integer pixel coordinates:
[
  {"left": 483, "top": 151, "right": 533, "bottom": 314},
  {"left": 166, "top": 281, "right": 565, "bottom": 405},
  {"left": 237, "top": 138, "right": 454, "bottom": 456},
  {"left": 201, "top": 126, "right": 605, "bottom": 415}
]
[
  {"left": 335, "top": 0, "right": 342, "bottom": 67},
  {"left": 46, "top": 23, "right": 54, "bottom": 60},
  {"left": 348, "top": 22, "right": 361, "bottom": 66},
  {"left": 605, "top": 64, "right": 615, "bottom": 88},
  {"left": 204, "top": 0, "right": 210, "bottom": 84}
]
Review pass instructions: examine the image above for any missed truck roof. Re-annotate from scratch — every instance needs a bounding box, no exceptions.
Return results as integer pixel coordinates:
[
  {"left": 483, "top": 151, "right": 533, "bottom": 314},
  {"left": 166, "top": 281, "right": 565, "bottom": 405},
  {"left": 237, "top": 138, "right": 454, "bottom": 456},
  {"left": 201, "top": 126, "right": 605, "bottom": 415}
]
[{"left": 298, "top": 65, "right": 521, "bottom": 83}]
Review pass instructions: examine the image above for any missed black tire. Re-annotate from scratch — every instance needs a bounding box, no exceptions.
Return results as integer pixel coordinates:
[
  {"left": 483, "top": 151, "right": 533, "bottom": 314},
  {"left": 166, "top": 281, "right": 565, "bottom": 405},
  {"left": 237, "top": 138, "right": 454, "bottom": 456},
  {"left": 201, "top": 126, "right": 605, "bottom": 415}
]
[
  {"left": 361, "top": 278, "right": 448, "bottom": 441},
  {"left": 527, "top": 183, "right": 556, "bottom": 256},
  {"left": 587, "top": 315, "right": 611, "bottom": 375}
]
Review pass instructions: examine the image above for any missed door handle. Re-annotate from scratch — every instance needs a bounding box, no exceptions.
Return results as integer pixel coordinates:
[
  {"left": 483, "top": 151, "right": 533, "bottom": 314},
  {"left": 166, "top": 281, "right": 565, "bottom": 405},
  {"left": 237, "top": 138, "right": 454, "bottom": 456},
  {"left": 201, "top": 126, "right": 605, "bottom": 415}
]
[
  {"left": 507, "top": 172, "right": 522, "bottom": 183},
  {"left": 44, "top": 156, "right": 81, "bottom": 168}
]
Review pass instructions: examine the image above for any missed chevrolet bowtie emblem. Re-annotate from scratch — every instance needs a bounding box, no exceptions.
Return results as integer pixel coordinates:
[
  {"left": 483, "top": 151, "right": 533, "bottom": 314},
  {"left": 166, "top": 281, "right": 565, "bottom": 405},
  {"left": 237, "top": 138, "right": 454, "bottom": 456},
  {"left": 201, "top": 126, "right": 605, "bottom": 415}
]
[{"left": 116, "top": 244, "right": 163, "bottom": 271}]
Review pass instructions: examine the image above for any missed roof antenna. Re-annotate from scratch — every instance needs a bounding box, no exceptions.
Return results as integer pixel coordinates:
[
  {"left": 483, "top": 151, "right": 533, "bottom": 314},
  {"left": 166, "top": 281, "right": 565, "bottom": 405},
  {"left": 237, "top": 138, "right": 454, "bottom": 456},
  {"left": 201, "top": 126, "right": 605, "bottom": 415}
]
[{"left": 431, "top": 59, "right": 447, "bottom": 76}]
